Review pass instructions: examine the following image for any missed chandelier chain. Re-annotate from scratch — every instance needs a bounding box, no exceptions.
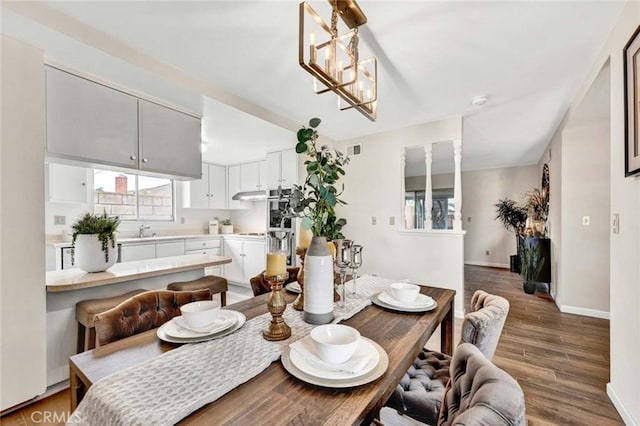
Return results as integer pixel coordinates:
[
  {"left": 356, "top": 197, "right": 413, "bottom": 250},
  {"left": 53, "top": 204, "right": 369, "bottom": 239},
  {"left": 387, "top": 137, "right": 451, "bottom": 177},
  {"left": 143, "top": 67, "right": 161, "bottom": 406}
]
[{"left": 348, "top": 28, "right": 359, "bottom": 65}]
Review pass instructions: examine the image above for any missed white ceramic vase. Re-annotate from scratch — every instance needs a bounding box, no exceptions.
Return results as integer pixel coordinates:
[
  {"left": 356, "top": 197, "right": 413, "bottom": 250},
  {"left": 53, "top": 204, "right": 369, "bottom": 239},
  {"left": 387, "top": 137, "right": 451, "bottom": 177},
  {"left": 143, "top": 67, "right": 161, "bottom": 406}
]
[
  {"left": 303, "top": 236, "right": 334, "bottom": 324},
  {"left": 74, "top": 234, "right": 117, "bottom": 273}
]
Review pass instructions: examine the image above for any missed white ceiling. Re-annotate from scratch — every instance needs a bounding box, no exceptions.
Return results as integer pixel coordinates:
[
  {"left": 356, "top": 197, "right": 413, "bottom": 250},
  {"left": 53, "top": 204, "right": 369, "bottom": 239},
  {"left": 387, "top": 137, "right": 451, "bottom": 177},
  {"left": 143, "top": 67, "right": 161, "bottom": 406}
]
[{"left": 2, "top": 1, "right": 624, "bottom": 169}]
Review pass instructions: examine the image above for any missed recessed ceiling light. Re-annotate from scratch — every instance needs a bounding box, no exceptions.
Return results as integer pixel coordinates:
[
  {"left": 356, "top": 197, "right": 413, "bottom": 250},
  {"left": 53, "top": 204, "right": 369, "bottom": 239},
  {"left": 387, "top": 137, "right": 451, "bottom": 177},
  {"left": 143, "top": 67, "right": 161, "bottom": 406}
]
[{"left": 471, "top": 96, "right": 488, "bottom": 106}]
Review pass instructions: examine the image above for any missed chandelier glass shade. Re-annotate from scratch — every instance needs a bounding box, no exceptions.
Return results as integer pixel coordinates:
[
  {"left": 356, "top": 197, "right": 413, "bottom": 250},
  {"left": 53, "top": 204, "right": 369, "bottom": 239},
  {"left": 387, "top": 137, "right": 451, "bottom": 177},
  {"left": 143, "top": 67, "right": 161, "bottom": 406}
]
[{"left": 299, "top": 1, "right": 377, "bottom": 121}]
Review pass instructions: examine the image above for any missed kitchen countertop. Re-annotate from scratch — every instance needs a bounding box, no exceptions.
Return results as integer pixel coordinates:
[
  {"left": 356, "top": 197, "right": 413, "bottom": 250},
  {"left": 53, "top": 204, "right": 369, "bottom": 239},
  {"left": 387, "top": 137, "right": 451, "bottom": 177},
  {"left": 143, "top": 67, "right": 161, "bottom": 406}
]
[
  {"left": 46, "top": 254, "right": 231, "bottom": 292},
  {"left": 47, "top": 233, "right": 267, "bottom": 248}
]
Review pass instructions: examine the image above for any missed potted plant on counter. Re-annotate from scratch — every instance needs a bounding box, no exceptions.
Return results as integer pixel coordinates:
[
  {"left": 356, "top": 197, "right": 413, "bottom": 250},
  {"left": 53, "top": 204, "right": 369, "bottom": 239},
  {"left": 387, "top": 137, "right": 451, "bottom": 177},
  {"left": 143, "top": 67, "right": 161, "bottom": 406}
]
[
  {"left": 220, "top": 219, "right": 234, "bottom": 234},
  {"left": 71, "top": 212, "right": 120, "bottom": 273}
]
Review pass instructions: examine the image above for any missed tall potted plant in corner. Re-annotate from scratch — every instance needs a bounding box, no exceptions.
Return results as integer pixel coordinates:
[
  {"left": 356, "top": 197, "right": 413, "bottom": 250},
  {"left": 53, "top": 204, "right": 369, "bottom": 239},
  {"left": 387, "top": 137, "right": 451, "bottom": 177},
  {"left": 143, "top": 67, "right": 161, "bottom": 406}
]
[
  {"left": 288, "top": 118, "right": 349, "bottom": 324},
  {"left": 72, "top": 212, "right": 120, "bottom": 273},
  {"left": 494, "top": 198, "right": 528, "bottom": 272},
  {"left": 520, "top": 237, "right": 545, "bottom": 294}
]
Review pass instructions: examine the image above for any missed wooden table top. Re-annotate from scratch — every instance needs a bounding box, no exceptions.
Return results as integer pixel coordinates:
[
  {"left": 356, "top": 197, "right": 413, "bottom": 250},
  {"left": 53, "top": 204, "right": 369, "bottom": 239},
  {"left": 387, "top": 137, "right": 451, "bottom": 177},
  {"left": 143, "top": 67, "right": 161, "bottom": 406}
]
[{"left": 71, "top": 285, "right": 455, "bottom": 425}]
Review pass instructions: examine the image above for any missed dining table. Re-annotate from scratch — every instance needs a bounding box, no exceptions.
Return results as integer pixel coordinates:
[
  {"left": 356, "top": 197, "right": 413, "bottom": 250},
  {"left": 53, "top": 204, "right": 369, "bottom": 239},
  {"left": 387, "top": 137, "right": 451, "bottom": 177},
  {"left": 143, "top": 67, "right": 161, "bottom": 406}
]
[{"left": 69, "top": 279, "right": 455, "bottom": 425}]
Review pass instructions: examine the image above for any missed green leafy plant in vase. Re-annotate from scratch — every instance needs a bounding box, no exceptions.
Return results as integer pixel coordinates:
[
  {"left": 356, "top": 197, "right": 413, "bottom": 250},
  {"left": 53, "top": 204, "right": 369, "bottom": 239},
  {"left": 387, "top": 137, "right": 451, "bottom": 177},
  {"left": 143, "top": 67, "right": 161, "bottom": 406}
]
[
  {"left": 520, "top": 237, "right": 545, "bottom": 294},
  {"left": 71, "top": 212, "right": 120, "bottom": 272}
]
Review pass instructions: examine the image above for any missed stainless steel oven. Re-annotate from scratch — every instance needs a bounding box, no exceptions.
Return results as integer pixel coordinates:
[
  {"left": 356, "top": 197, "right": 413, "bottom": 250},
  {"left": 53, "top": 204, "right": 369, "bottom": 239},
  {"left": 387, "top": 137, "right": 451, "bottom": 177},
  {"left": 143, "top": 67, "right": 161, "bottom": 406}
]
[{"left": 267, "top": 189, "right": 295, "bottom": 266}]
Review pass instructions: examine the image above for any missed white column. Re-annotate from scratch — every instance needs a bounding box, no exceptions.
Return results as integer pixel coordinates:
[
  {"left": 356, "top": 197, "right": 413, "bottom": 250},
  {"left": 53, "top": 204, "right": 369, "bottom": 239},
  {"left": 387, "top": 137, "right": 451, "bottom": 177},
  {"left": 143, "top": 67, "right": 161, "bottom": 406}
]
[
  {"left": 425, "top": 144, "right": 433, "bottom": 230},
  {"left": 401, "top": 147, "right": 407, "bottom": 229},
  {"left": 453, "top": 139, "right": 462, "bottom": 231}
]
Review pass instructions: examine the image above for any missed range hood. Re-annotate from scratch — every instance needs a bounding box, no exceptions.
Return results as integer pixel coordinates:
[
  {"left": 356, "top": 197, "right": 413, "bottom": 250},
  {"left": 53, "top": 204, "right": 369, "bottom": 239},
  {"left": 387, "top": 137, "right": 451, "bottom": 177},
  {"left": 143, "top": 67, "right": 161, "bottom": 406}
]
[{"left": 231, "top": 190, "right": 267, "bottom": 201}]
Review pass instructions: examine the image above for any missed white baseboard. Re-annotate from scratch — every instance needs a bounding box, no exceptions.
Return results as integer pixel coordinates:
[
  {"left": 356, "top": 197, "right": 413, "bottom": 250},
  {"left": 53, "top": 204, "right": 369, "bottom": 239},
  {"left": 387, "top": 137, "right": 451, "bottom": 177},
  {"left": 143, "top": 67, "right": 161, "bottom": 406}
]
[
  {"left": 607, "top": 383, "right": 637, "bottom": 426},
  {"left": 464, "top": 261, "right": 510, "bottom": 269},
  {"left": 559, "top": 304, "right": 610, "bottom": 320}
]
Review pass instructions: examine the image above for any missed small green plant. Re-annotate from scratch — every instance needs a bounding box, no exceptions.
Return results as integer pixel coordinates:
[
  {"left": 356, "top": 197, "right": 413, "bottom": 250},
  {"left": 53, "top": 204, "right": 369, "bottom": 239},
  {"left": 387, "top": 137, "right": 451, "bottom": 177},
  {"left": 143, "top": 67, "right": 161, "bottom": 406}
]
[
  {"left": 71, "top": 212, "right": 120, "bottom": 263},
  {"left": 287, "top": 118, "right": 349, "bottom": 238},
  {"left": 520, "top": 238, "right": 545, "bottom": 283},
  {"left": 221, "top": 219, "right": 232, "bottom": 226}
]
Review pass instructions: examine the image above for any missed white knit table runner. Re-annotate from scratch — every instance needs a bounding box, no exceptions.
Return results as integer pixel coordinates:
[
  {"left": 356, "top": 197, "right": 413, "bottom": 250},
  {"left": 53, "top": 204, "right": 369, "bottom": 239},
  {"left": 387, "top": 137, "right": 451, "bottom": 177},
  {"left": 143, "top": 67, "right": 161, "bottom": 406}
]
[{"left": 67, "top": 275, "right": 394, "bottom": 426}]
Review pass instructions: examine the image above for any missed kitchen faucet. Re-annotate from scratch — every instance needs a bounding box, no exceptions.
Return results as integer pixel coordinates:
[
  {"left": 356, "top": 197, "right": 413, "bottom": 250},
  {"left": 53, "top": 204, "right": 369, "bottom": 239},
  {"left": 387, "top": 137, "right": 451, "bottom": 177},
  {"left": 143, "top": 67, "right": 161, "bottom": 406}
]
[{"left": 139, "top": 224, "right": 151, "bottom": 238}]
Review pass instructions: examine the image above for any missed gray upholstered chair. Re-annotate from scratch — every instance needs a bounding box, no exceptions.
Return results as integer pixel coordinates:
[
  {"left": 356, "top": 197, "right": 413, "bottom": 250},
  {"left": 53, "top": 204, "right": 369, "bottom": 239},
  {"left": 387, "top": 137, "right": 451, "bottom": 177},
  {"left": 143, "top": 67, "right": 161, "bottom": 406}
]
[
  {"left": 386, "top": 290, "right": 510, "bottom": 425},
  {"left": 438, "top": 343, "right": 526, "bottom": 425}
]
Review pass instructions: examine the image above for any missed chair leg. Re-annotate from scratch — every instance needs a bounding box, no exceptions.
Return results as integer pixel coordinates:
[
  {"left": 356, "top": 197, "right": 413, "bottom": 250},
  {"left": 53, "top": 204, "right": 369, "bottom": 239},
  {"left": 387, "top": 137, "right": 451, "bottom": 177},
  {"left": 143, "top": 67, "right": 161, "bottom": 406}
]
[
  {"left": 220, "top": 292, "right": 227, "bottom": 307},
  {"left": 77, "top": 324, "right": 86, "bottom": 354},
  {"left": 86, "top": 327, "right": 97, "bottom": 351}
]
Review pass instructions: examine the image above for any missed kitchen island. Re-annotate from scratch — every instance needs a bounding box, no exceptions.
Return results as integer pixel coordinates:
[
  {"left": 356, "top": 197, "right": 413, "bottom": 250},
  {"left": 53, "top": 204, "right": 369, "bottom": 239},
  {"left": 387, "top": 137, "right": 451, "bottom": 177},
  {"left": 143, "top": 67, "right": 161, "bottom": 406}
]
[{"left": 45, "top": 254, "right": 231, "bottom": 387}]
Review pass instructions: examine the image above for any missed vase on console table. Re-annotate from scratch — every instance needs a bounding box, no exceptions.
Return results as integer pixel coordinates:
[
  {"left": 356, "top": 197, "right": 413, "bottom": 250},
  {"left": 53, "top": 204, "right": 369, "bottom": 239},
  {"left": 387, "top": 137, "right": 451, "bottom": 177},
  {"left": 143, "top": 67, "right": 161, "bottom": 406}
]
[{"left": 303, "top": 236, "right": 334, "bottom": 324}]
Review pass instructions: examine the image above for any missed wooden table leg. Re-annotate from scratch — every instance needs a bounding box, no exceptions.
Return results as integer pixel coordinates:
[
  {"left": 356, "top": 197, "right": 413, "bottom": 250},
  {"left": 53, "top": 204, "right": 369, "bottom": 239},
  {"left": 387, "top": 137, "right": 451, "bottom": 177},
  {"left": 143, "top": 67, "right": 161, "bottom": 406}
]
[
  {"left": 69, "top": 364, "right": 86, "bottom": 411},
  {"left": 441, "top": 299, "right": 455, "bottom": 355}
]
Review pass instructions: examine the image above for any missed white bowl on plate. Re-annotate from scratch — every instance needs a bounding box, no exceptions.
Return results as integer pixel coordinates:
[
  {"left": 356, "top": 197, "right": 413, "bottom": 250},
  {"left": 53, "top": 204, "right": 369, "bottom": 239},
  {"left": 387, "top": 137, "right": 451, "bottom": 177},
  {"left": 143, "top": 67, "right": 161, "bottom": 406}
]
[
  {"left": 390, "top": 283, "right": 420, "bottom": 303},
  {"left": 180, "top": 300, "right": 220, "bottom": 329},
  {"left": 310, "top": 324, "right": 360, "bottom": 364}
]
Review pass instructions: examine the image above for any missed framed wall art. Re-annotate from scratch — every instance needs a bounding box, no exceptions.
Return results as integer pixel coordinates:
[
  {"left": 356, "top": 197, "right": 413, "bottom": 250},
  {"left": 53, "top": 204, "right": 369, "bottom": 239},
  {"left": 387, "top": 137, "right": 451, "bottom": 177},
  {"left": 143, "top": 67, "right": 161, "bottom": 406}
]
[{"left": 624, "top": 25, "right": 640, "bottom": 177}]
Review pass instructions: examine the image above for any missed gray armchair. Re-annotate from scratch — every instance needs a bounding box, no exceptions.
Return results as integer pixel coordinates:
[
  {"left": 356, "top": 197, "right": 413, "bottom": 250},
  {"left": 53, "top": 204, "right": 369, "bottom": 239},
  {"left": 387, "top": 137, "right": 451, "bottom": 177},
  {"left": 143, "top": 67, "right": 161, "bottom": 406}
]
[
  {"left": 386, "top": 290, "right": 510, "bottom": 424},
  {"left": 438, "top": 343, "right": 526, "bottom": 425}
]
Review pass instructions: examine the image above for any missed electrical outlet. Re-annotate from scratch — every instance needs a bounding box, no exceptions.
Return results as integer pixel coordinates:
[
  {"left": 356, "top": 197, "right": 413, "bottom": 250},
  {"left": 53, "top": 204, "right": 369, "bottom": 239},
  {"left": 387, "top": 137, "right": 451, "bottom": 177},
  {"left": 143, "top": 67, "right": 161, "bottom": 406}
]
[
  {"left": 389, "top": 216, "right": 395, "bottom": 226},
  {"left": 54, "top": 215, "right": 66, "bottom": 225},
  {"left": 371, "top": 216, "right": 377, "bottom": 225},
  {"left": 180, "top": 217, "right": 185, "bottom": 224},
  {"left": 485, "top": 250, "right": 490, "bottom": 256},
  {"left": 467, "top": 217, "right": 471, "bottom": 222},
  {"left": 582, "top": 216, "right": 590, "bottom": 226}
]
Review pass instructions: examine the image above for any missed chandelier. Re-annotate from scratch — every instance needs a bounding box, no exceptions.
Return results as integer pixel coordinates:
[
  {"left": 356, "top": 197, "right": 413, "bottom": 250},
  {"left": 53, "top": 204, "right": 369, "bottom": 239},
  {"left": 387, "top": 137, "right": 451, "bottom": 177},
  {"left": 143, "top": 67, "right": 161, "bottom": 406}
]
[{"left": 299, "top": 0, "right": 378, "bottom": 121}]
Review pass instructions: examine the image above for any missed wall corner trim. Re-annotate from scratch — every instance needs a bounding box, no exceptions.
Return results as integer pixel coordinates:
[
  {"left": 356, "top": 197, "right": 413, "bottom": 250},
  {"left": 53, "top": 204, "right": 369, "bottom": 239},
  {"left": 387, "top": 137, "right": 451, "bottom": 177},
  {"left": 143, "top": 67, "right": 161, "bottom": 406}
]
[
  {"left": 607, "top": 383, "right": 638, "bottom": 426},
  {"left": 559, "top": 304, "right": 610, "bottom": 319}
]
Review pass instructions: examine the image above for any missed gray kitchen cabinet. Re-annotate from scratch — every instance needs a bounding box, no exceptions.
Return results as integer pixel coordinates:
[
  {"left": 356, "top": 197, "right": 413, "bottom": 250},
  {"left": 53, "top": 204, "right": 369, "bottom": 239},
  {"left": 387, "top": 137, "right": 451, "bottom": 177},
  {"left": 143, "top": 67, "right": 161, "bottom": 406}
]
[
  {"left": 227, "top": 165, "right": 243, "bottom": 209},
  {"left": 47, "top": 162, "right": 88, "bottom": 204},
  {"left": 266, "top": 149, "right": 298, "bottom": 188},
  {"left": 45, "top": 67, "right": 138, "bottom": 169},
  {"left": 138, "top": 100, "right": 201, "bottom": 179},
  {"left": 185, "top": 163, "right": 227, "bottom": 209}
]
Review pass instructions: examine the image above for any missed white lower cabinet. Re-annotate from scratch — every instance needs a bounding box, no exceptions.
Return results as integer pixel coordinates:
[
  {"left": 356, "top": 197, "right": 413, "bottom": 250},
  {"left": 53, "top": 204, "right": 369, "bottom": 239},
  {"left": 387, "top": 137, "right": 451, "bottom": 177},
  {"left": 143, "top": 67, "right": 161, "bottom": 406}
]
[
  {"left": 156, "top": 241, "right": 185, "bottom": 258},
  {"left": 184, "top": 238, "right": 222, "bottom": 276},
  {"left": 119, "top": 243, "right": 156, "bottom": 262},
  {"left": 223, "top": 238, "right": 266, "bottom": 286}
]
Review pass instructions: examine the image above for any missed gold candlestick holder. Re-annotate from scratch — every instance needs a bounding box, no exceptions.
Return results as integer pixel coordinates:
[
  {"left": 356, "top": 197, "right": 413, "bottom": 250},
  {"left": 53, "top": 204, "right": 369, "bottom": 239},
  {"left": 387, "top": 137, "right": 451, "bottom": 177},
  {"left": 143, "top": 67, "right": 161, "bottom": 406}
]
[
  {"left": 293, "top": 247, "right": 306, "bottom": 311},
  {"left": 263, "top": 272, "right": 291, "bottom": 341}
]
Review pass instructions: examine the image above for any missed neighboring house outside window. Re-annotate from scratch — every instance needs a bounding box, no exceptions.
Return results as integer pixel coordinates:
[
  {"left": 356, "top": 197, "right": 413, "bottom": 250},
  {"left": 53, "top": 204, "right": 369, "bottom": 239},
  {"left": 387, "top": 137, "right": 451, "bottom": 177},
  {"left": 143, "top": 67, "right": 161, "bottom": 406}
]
[{"left": 93, "top": 169, "right": 174, "bottom": 221}]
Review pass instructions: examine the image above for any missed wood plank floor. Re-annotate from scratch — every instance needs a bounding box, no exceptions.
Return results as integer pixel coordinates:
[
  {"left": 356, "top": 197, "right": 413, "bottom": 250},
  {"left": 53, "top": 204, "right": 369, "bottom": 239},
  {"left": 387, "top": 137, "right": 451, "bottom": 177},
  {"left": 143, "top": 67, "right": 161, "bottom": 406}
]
[
  {"left": 465, "top": 265, "right": 622, "bottom": 425},
  {"left": 1, "top": 266, "right": 623, "bottom": 425}
]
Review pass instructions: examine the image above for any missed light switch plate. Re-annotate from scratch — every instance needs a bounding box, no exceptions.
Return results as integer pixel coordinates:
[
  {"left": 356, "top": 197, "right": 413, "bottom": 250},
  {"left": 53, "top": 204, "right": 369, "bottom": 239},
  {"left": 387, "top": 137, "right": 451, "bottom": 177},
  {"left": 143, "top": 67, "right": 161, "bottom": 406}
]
[
  {"left": 582, "top": 216, "right": 590, "bottom": 226},
  {"left": 612, "top": 213, "right": 620, "bottom": 234},
  {"left": 389, "top": 216, "right": 395, "bottom": 226},
  {"left": 371, "top": 216, "right": 377, "bottom": 225},
  {"left": 54, "top": 215, "right": 66, "bottom": 225}
]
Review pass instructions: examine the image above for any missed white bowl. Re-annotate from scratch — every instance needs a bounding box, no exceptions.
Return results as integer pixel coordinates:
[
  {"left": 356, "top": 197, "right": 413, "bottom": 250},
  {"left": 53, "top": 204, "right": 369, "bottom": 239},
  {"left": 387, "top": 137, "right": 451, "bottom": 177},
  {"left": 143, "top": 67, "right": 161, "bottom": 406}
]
[
  {"left": 310, "top": 324, "right": 360, "bottom": 364},
  {"left": 390, "top": 283, "right": 420, "bottom": 303},
  {"left": 180, "top": 300, "right": 220, "bottom": 329}
]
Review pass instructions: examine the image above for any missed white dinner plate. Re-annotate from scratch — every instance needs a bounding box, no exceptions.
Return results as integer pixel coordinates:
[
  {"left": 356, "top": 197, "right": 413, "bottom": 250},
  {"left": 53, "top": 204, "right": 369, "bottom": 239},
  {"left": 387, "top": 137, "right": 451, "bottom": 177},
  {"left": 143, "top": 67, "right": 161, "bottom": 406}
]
[
  {"left": 282, "top": 337, "right": 388, "bottom": 388},
  {"left": 285, "top": 281, "right": 301, "bottom": 294},
  {"left": 378, "top": 291, "right": 436, "bottom": 309},
  {"left": 157, "top": 310, "right": 246, "bottom": 344},
  {"left": 164, "top": 310, "right": 238, "bottom": 339},
  {"left": 289, "top": 336, "right": 380, "bottom": 380},
  {"left": 372, "top": 292, "right": 438, "bottom": 313}
]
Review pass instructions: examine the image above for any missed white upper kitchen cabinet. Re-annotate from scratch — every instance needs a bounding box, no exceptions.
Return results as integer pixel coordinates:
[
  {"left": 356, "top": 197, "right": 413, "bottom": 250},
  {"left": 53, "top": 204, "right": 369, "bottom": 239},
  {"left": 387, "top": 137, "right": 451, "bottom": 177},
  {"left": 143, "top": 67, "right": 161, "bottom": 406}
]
[
  {"left": 138, "top": 100, "right": 201, "bottom": 179},
  {"left": 185, "top": 163, "right": 227, "bottom": 209},
  {"left": 266, "top": 149, "right": 298, "bottom": 188},
  {"left": 45, "top": 66, "right": 138, "bottom": 169},
  {"left": 47, "top": 162, "right": 88, "bottom": 203},
  {"left": 240, "top": 161, "right": 261, "bottom": 192},
  {"left": 227, "top": 165, "right": 243, "bottom": 209}
]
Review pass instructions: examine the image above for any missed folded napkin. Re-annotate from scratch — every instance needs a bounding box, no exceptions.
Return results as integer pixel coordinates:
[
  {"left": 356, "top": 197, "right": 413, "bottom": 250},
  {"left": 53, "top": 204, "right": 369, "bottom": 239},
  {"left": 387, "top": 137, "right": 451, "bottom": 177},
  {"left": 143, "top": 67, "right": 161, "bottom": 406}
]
[
  {"left": 290, "top": 336, "right": 372, "bottom": 375},
  {"left": 287, "top": 281, "right": 301, "bottom": 292}
]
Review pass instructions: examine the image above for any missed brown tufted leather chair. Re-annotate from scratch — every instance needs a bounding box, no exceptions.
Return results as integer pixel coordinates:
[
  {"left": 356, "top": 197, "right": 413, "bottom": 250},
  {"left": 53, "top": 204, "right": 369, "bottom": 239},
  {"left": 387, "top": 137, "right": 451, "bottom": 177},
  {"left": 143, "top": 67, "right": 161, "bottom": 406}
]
[
  {"left": 94, "top": 289, "right": 211, "bottom": 346},
  {"left": 386, "top": 290, "right": 510, "bottom": 425},
  {"left": 438, "top": 343, "right": 526, "bottom": 425},
  {"left": 249, "top": 267, "right": 299, "bottom": 296}
]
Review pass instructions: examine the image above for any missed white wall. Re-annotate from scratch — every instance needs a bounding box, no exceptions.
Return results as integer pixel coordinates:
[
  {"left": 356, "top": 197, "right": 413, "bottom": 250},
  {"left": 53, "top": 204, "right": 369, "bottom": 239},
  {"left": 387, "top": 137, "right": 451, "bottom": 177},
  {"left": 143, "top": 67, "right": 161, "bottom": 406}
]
[
  {"left": 0, "top": 35, "right": 47, "bottom": 410},
  {"left": 462, "top": 166, "right": 538, "bottom": 267},
  {"left": 337, "top": 117, "right": 466, "bottom": 317},
  {"left": 540, "top": 3, "right": 639, "bottom": 423}
]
